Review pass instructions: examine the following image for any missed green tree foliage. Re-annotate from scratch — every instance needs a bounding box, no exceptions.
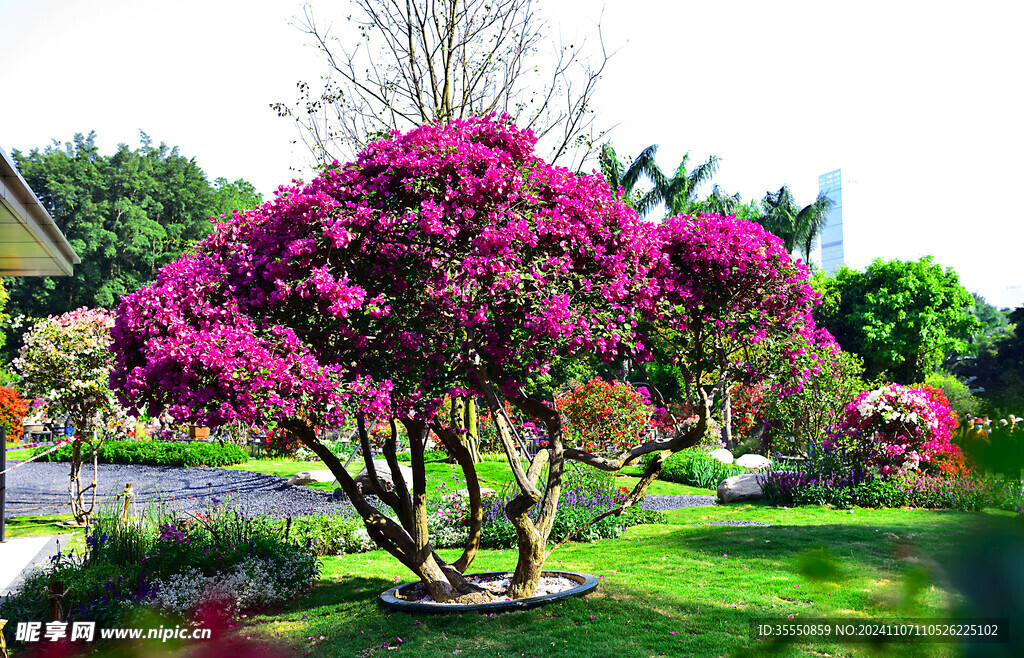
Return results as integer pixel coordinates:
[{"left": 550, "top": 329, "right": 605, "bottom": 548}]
[
  {"left": 974, "top": 307, "right": 1024, "bottom": 412},
  {"left": 764, "top": 347, "right": 867, "bottom": 455},
  {"left": 814, "top": 257, "right": 980, "bottom": 384},
  {"left": 640, "top": 152, "right": 720, "bottom": 219},
  {"left": 692, "top": 185, "right": 762, "bottom": 222},
  {"left": 968, "top": 292, "right": 1011, "bottom": 354},
  {"left": 756, "top": 185, "right": 833, "bottom": 263},
  {"left": 920, "top": 371, "right": 981, "bottom": 422},
  {"left": 597, "top": 143, "right": 660, "bottom": 211},
  {"left": 4, "top": 132, "right": 261, "bottom": 319}
]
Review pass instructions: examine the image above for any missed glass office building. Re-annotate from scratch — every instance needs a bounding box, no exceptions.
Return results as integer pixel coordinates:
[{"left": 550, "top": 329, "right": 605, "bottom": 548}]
[{"left": 818, "top": 169, "right": 844, "bottom": 275}]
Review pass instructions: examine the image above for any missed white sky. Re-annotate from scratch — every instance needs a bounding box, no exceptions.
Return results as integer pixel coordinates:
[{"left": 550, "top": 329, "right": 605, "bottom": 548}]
[{"left": 1, "top": 0, "right": 1021, "bottom": 307}]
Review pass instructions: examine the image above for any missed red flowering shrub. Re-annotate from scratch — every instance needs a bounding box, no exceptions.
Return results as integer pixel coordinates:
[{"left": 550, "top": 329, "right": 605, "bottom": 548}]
[
  {"left": 266, "top": 428, "right": 303, "bottom": 457},
  {"left": 1, "top": 386, "right": 29, "bottom": 443},
  {"left": 730, "top": 383, "right": 766, "bottom": 438},
  {"left": 556, "top": 379, "right": 653, "bottom": 455}
]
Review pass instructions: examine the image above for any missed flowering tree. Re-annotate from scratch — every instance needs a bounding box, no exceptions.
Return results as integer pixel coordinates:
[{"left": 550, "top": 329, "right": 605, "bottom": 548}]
[
  {"left": 110, "top": 117, "right": 818, "bottom": 602},
  {"left": 14, "top": 308, "right": 125, "bottom": 523},
  {"left": 636, "top": 214, "right": 825, "bottom": 448},
  {"left": 834, "top": 383, "right": 961, "bottom": 475}
]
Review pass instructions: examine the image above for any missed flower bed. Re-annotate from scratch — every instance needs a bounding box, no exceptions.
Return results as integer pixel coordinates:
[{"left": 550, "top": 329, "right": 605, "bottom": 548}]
[{"left": 0, "top": 500, "right": 320, "bottom": 639}]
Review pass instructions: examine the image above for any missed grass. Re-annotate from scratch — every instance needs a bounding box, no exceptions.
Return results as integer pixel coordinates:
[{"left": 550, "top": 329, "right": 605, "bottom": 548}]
[
  {"left": 4, "top": 447, "right": 35, "bottom": 460},
  {"left": 3, "top": 514, "right": 87, "bottom": 554},
  {"left": 224, "top": 456, "right": 709, "bottom": 496},
  {"left": 219, "top": 500, "right": 1020, "bottom": 657},
  {"left": 5, "top": 453, "right": 1022, "bottom": 656}
]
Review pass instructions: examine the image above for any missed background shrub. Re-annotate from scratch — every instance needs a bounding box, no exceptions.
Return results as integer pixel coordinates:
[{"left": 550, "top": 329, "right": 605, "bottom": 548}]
[
  {"left": 922, "top": 371, "right": 981, "bottom": 422},
  {"left": 35, "top": 439, "right": 248, "bottom": 467},
  {"left": 556, "top": 379, "right": 654, "bottom": 455},
  {"left": 646, "top": 449, "right": 759, "bottom": 489},
  {"left": 834, "top": 383, "right": 961, "bottom": 476}
]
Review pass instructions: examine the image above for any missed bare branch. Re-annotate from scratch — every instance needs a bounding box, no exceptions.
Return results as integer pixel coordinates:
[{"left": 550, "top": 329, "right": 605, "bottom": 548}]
[{"left": 273, "top": 0, "right": 612, "bottom": 169}]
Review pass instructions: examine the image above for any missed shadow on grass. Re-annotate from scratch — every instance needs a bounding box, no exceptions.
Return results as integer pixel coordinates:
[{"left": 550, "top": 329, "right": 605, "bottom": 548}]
[{"left": 230, "top": 512, "right": 1021, "bottom": 657}]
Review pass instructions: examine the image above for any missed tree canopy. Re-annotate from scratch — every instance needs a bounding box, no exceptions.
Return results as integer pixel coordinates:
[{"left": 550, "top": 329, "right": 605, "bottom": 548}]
[
  {"left": 813, "top": 257, "right": 979, "bottom": 384},
  {"left": 973, "top": 307, "right": 1024, "bottom": 411},
  {"left": 756, "top": 185, "right": 833, "bottom": 263},
  {"left": 4, "top": 132, "right": 262, "bottom": 321},
  {"left": 111, "top": 115, "right": 823, "bottom": 603}
]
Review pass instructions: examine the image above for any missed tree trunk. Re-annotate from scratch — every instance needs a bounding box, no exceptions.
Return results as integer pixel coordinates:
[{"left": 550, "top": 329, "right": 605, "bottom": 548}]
[
  {"left": 465, "top": 398, "right": 481, "bottom": 463},
  {"left": 722, "top": 386, "right": 733, "bottom": 449},
  {"left": 286, "top": 418, "right": 495, "bottom": 604},
  {"left": 68, "top": 428, "right": 99, "bottom": 525}
]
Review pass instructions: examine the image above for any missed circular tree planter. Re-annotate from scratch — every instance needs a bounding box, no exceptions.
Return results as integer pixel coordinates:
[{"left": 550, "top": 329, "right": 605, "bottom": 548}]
[{"left": 379, "top": 570, "right": 599, "bottom": 614}]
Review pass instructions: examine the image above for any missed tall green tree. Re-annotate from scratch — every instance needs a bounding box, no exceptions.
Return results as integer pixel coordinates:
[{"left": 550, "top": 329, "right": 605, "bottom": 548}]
[
  {"left": 813, "top": 257, "right": 980, "bottom": 384},
  {"left": 640, "top": 152, "right": 720, "bottom": 218},
  {"left": 597, "top": 143, "right": 660, "bottom": 210},
  {"left": 973, "top": 307, "right": 1024, "bottom": 412},
  {"left": 5, "top": 132, "right": 261, "bottom": 319},
  {"left": 757, "top": 186, "right": 833, "bottom": 263},
  {"left": 693, "top": 185, "right": 762, "bottom": 222},
  {"left": 969, "top": 292, "right": 1011, "bottom": 353}
]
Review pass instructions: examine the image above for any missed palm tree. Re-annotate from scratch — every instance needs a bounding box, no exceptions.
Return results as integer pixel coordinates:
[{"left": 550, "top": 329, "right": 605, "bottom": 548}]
[
  {"left": 598, "top": 143, "right": 661, "bottom": 210},
  {"left": 696, "top": 185, "right": 743, "bottom": 216},
  {"left": 758, "top": 186, "right": 833, "bottom": 263},
  {"left": 640, "top": 153, "right": 720, "bottom": 219}
]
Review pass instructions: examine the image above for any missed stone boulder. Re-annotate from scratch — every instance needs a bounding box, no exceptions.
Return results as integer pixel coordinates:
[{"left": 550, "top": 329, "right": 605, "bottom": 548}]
[
  {"left": 717, "top": 473, "right": 766, "bottom": 503},
  {"left": 287, "top": 470, "right": 338, "bottom": 486},
  {"left": 735, "top": 453, "right": 772, "bottom": 470},
  {"left": 353, "top": 460, "right": 415, "bottom": 496},
  {"left": 708, "top": 448, "right": 734, "bottom": 464}
]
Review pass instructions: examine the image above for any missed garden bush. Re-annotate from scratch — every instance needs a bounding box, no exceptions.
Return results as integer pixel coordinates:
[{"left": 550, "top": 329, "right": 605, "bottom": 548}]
[
  {"left": 0, "top": 500, "right": 319, "bottom": 639},
  {"left": 291, "top": 513, "right": 376, "bottom": 556},
  {"left": 0, "top": 385, "right": 29, "bottom": 442},
  {"left": 922, "top": 371, "right": 981, "bottom": 422},
  {"left": 34, "top": 439, "right": 248, "bottom": 467},
  {"left": 555, "top": 378, "right": 654, "bottom": 455},
  {"left": 832, "top": 383, "right": 962, "bottom": 475},
  {"left": 644, "top": 449, "right": 760, "bottom": 489}
]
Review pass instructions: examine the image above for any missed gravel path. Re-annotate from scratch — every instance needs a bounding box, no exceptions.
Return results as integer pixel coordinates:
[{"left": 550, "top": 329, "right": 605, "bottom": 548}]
[
  {"left": 641, "top": 494, "right": 772, "bottom": 526},
  {"left": 2, "top": 461, "right": 355, "bottom": 518},
  {"left": 640, "top": 494, "right": 717, "bottom": 511},
  {"left": 5, "top": 463, "right": 765, "bottom": 526}
]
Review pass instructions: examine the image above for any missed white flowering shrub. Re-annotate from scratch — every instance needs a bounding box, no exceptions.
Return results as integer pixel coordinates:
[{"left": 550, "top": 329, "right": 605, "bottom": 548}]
[{"left": 149, "top": 553, "right": 318, "bottom": 619}]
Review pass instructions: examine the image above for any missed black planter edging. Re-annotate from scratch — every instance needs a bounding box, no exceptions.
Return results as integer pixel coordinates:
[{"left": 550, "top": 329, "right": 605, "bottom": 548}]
[{"left": 378, "top": 570, "right": 599, "bottom": 614}]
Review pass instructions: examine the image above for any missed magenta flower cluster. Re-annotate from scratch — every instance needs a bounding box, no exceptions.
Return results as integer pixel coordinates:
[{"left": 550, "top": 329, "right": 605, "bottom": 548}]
[
  {"left": 110, "top": 114, "right": 822, "bottom": 440},
  {"left": 111, "top": 115, "right": 656, "bottom": 427},
  {"left": 645, "top": 214, "right": 827, "bottom": 394}
]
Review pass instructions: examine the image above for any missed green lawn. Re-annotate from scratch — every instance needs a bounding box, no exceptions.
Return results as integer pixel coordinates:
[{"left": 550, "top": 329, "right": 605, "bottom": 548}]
[
  {"left": 4, "top": 447, "right": 35, "bottom": 460},
  {"left": 224, "top": 456, "right": 709, "bottom": 496},
  {"left": 3, "top": 514, "right": 87, "bottom": 553},
  {"left": 5, "top": 455, "right": 1021, "bottom": 656},
  {"left": 222, "top": 502, "right": 1018, "bottom": 657}
]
